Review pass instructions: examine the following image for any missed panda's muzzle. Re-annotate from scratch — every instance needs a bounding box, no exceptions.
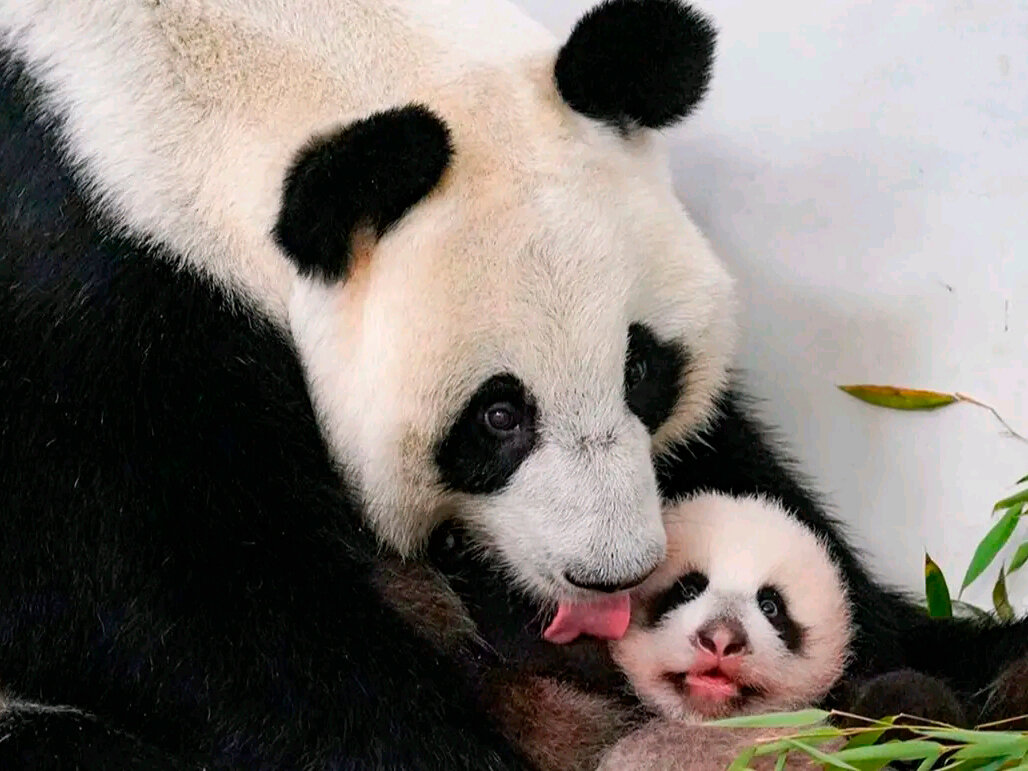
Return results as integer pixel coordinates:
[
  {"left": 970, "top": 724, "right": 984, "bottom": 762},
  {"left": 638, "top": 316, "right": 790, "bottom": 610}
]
[{"left": 563, "top": 563, "right": 657, "bottom": 594}]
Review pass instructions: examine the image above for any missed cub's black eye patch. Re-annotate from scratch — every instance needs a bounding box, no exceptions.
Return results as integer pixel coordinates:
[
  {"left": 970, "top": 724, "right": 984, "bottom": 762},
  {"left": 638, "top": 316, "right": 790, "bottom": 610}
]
[
  {"left": 624, "top": 323, "right": 689, "bottom": 433},
  {"left": 757, "top": 585, "right": 805, "bottom": 652},
  {"left": 434, "top": 374, "right": 538, "bottom": 495},
  {"left": 650, "top": 570, "right": 708, "bottom": 626}
]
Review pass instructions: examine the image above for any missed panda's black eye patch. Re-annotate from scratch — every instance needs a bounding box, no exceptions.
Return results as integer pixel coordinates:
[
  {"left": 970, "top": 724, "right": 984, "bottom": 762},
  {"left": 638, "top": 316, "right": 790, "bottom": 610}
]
[
  {"left": 649, "top": 570, "right": 708, "bottom": 626},
  {"left": 624, "top": 323, "right": 689, "bottom": 433},
  {"left": 434, "top": 374, "right": 538, "bottom": 495},
  {"left": 756, "top": 585, "right": 805, "bottom": 652}
]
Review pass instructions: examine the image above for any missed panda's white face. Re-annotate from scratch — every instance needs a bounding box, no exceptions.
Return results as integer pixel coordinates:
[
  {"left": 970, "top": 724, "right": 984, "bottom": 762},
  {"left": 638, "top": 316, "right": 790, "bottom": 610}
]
[
  {"left": 612, "top": 494, "right": 852, "bottom": 720},
  {"left": 288, "top": 65, "right": 737, "bottom": 600},
  {"left": 1, "top": 0, "right": 734, "bottom": 604}
]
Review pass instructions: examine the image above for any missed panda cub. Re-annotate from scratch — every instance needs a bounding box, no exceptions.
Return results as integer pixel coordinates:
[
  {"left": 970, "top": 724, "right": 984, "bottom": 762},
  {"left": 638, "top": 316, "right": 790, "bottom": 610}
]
[
  {"left": 406, "top": 493, "right": 852, "bottom": 770},
  {"left": 611, "top": 492, "right": 852, "bottom": 724}
]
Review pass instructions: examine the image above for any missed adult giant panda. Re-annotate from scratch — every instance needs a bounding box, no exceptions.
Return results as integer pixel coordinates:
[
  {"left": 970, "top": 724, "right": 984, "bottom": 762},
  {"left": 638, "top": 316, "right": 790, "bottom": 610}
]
[{"left": 0, "top": 1, "right": 1025, "bottom": 770}]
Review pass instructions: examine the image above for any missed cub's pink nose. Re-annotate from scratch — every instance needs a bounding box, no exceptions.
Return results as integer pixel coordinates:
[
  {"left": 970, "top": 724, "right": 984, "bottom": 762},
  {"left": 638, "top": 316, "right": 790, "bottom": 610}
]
[{"left": 695, "top": 619, "right": 749, "bottom": 658}]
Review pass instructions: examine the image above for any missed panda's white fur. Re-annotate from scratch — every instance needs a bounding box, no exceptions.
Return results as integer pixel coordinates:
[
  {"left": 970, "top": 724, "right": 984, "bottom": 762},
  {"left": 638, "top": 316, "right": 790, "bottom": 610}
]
[
  {"left": 0, "top": 0, "right": 736, "bottom": 599},
  {"left": 613, "top": 493, "right": 853, "bottom": 721}
]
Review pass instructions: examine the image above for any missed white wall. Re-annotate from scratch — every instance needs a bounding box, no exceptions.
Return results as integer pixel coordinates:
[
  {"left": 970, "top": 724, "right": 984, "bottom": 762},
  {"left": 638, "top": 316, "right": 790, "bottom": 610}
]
[{"left": 512, "top": 0, "right": 1028, "bottom": 612}]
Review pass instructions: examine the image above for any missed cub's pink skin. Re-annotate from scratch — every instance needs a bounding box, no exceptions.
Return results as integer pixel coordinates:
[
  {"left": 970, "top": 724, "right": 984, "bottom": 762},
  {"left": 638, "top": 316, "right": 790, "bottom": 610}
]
[{"left": 611, "top": 493, "right": 852, "bottom": 721}]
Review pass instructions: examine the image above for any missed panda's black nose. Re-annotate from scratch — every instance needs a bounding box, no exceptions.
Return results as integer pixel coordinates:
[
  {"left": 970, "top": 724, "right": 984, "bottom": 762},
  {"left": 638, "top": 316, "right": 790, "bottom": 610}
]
[{"left": 563, "top": 566, "right": 655, "bottom": 594}]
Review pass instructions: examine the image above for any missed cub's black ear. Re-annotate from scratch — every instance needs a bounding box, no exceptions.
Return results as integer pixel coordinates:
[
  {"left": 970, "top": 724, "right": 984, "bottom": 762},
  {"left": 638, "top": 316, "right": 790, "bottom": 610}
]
[
  {"left": 555, "top": 0, "right": 716, "bottom": 131},
  {"left": 273, "top": 104, "right": 453, "bottom": 282}
]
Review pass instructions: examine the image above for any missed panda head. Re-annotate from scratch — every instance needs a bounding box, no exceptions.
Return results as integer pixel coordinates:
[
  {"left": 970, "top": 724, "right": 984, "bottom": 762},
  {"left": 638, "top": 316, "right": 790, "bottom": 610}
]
[{"left": 274, "top": 0, "right": 736, "bottom": 603}]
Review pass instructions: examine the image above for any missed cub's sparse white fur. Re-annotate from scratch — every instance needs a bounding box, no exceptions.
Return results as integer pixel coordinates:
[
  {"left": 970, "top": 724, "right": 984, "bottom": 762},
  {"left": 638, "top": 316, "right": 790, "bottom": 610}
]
[
  {"left": 0, "top": 0, "right": 737, "bottom": 600},
  {"left": 613, "top": 493, "right": 852, "bottom": 721}
]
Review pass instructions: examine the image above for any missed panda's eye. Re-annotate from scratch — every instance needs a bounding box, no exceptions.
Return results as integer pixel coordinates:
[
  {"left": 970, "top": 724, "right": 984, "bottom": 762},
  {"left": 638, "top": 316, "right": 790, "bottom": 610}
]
[
  {"left": 677, "top": 572, "right": 708, "bottom": 602},
  {"left": 626, "top": 358, "right": 648, "bottom": 391},
  {"left": 482, "top": 401, "right": 522, "bottom": 435},
  {"left": 757, "top": 587, "right": 783, "bottom": 619}
]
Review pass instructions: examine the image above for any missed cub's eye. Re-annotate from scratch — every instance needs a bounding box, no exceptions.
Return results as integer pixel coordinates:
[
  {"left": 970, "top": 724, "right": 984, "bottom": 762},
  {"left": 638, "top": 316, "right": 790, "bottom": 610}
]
[
  {"left": 481, "top": 401, "right": 523, "bottom": 435},
  {"left": 757, "top": 587, "right": 783, "bottom": 619},
  {"left": 677, "top": 571, "right": 708, "bottom": 602}
]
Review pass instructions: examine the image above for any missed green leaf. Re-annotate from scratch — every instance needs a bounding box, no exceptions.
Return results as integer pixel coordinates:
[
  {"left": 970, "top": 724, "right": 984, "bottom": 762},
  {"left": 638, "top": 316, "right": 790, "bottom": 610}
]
[
  {"left": 706, "top": 709, "right": 831, "bottom": 728},
  {"left": 918, "top": 729, "right": 1025, "bottom": 744},
  {"left": 960, "top": 505, "right": 1023, "bottom": 592},
  {"left": 785, "top": 739, "right": 858, "bottom": 770},
  {"left": 994, "top": 491, "right": 1028, "bottom": 512},
  {"left": 838, "top": 385, "right": 958, "bottom": 411},
  {"left": 952, "top": 736, "right": 1027, "bottom": 759},
  {"left": 842, "top": 727, "right": 889, "bottom": 751},
  {"left": 1017, "top": 474, "right": 1028, "bottom": 485},
  {"left": 727, "top": 745, "right": 757, "bottom": 771},
  {"left": 1010, "top": 542, "right": 1028, "bottom": 575},
  {"left": 773, "top": 752, "right": 788, "bottom": 771},
  {"left": 915, "top": 749, "right": 942, "bottom": 771},
  {"left": 832, "top": 741, "right": 948, "bottom": 763},
  {"left": 925, "top": 553, "right": 954, "bottom": 618},
  {"left": 993, "top": 565, "right": 1015, "bottom": 622}
]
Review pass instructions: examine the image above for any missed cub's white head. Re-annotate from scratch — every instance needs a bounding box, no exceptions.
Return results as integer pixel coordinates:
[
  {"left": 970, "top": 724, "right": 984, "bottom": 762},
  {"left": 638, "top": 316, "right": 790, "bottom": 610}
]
[
  {"left": 612, "top": 493, "right": 852, "bottom": 720},
  {"left": 275, "top": 0, "right": 737, "bottom": 602}
]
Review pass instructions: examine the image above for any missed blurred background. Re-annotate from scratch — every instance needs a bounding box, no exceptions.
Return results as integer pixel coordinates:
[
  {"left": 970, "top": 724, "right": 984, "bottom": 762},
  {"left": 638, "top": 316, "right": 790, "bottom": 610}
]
[{"left": 513, "top": 0, "right": 1028, "bottom": 612}]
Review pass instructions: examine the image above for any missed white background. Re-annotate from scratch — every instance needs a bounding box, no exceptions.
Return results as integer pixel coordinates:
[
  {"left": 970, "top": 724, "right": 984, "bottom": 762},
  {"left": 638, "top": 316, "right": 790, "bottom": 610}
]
[{"left": 512, "top": 0, "right": 1028, "bottom": 612}]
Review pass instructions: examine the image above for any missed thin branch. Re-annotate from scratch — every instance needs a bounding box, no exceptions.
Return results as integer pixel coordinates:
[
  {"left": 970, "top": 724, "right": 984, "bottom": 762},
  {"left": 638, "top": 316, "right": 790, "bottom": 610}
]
[{"left": 954, "top": 392, "right": 1028, "bottom": 444}]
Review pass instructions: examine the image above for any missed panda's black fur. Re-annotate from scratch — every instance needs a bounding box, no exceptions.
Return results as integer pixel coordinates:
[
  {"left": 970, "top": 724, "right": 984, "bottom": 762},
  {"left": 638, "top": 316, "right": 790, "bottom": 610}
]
[
  {"left": 2, "top": 1, "right": 1027, "bottom": 768},
  {"left": 0, "top": 53, "right": 526, "bottom": 770}
]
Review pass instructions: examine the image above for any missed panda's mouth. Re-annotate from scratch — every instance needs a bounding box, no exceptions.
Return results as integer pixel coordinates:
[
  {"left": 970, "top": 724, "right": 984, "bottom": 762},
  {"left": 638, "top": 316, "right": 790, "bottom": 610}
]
[{"left": 665, "top": 669, "right": 763, "bottom": 714}]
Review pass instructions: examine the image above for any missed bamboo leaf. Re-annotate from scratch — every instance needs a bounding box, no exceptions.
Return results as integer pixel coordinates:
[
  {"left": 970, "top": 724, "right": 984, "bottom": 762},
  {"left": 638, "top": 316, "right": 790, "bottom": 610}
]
[
  {"left": 960, "top": 506, "right": 1023, "bottom": 592},
  {"left": 994, "top": 491, "right": 1028, "bottom": 513},
  {"left": 993, "top": 565, "right": 1015, "bottom": 622},
  {"left": 706, "top": 709, "right": 831, "bottom": 728},
  {"left": 831, "top": 741, "right": 948, "bottom": 763},
  {"left": 925, "top": 553, "right": 954, "bottom": 618},
  {"left": 727, "top": 744, "right": 756, "bottom": 771},
  {"left": 842, "top": 727, "right": 889, "bottom": 751},
  {"left": 839, "top": 385, "right": 957, "bottom": 411},
  {"left": 951, "top": 736, "right": 1027, "bottom": 759},
  {"left": 785, "top": 739, "right": 858, "bottom": 770},
  {"left": 1009, "top": 542, "right": 1028, "bottom": 575},
  {"left": 918, "top": 729, "right": 1025, "bottom": 744}
]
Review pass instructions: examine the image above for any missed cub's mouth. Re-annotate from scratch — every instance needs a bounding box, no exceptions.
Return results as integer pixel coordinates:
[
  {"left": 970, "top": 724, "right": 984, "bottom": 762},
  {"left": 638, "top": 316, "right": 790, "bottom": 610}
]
[{"left": 664, "top": 669, "right": 764, "bottom": 716}]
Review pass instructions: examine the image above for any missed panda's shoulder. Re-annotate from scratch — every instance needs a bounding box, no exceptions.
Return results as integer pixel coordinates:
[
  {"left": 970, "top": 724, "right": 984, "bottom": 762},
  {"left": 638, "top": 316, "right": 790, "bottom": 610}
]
[{"left": 0, "top": 50, "right": 341, "bottom": 531}]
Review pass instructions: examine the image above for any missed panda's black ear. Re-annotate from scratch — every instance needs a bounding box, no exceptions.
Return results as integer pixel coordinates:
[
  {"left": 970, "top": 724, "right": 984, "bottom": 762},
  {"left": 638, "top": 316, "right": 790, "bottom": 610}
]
[
  {"left": 273, "top": 104, "right": 453, "bottom": 282},
  {"left": 554, "top": 0, "right": 716, "bottom": 132}
]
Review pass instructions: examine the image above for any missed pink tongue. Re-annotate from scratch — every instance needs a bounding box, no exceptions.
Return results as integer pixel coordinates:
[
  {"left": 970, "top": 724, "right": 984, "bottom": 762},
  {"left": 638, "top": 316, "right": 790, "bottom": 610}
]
[{"left": 542, "top": 593, "right": 631, "bottom": 644}]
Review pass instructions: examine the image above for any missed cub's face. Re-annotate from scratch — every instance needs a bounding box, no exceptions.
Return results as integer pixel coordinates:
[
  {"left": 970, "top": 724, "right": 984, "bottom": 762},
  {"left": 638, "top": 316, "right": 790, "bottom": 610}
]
[
  {"left": 279, "top": 0, "right": 737, "bottom": 603},
  {"left": 612, "top": 494, "right": 852, "bottom": 720}
]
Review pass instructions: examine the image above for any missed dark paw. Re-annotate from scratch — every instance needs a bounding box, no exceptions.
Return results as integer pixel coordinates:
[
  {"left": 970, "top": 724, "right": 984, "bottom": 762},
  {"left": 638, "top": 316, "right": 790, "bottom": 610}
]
[
  {"left": 980, "top": 656, "right": 1028, "bottom": 729},
  {"left": 843, "top": 669, "right": 968, "bottom": 728}
]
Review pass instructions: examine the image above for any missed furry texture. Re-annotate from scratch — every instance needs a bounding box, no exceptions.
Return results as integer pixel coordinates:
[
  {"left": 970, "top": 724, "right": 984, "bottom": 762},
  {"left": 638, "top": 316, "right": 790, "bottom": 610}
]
[
  {"left": 274, "top": 104, "right": 454, "bottom": 282},
  {"left": 841, "top": 670, "right": 969, "bottom": 732},
  {"left": 0, "top": 702, "right": 192, "bottom": 771},
  {"left": 613, "top": 494, "right": 852, "bottom": 721},
  {"left": 0, "top": 0, "right": 738, "bottom": 594},
  {"left": 596, "top": 720, "right": 832, "bottom": 770},
  {"left": 555, "top": 0, "right": 717, "bottom": 130},
  {"left": 0, "top": 56, "right": 526, "bottom": 770}
]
